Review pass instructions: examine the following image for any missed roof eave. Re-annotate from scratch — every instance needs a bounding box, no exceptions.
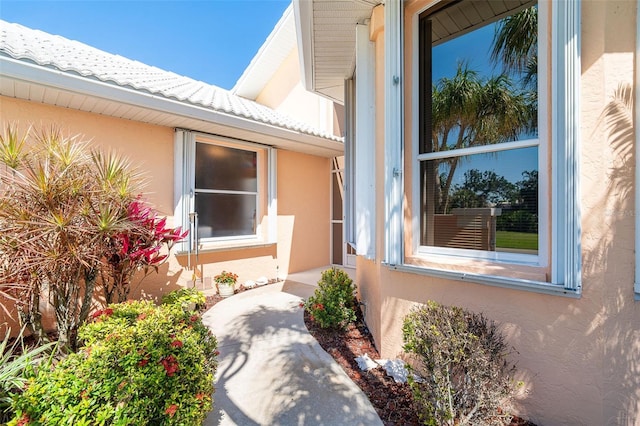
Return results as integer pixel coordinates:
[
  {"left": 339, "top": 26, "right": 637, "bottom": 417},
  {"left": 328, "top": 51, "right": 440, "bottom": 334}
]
[
  {"left": 292, "top": 0, "right": 380, "bottom": 105},
  {"left": 232, "top": 4, "right": 296, "bottom": 99},
  {"left": 293, "top": 0, "right": 315, "bottom": 96},
  {"left": 0, "top": 56, "right": 344, "bottom": 158}
]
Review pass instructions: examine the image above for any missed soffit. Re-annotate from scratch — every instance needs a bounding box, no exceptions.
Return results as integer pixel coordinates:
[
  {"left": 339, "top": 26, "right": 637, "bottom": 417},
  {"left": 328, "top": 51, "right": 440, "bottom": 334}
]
[
  {"left": 295, "top": 0, "right": 380, "bottom": 104},
  {"left": 426, "top": 0, "right": 536, "bottom": 46},
  {"left": 296, "top": 0, "right": 536, "bottom": 104}
]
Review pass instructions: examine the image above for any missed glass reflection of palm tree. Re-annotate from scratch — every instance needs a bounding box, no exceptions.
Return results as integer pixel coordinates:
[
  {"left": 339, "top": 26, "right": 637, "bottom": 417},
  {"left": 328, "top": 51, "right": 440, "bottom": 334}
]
[
  {"left": 492, "top": 6, "right": 538, "bottom": 132},
  {"left": 430, "top": 63, "right": 532, "bottom": 214},
  {"left": 491, "top": 6, "right": 537, "bottom": 75}
]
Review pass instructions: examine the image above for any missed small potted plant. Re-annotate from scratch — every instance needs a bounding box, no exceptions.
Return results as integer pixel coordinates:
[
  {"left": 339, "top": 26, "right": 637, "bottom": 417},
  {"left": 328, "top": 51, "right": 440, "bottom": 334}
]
[{"left": 214, "top": 270, "right": 238, "bottom": 298}]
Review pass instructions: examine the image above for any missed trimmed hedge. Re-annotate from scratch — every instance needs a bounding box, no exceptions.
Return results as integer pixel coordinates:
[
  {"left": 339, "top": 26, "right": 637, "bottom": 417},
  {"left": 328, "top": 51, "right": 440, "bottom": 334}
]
[{"left": 10, "top": 299, "right": 217, "bottom": 425}]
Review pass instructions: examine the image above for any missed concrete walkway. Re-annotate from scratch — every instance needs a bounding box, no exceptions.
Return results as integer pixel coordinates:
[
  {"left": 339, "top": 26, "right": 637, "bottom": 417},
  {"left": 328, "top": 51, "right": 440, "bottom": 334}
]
[{"left": 201, "top": 280, "right": 383, "bottom": 426}]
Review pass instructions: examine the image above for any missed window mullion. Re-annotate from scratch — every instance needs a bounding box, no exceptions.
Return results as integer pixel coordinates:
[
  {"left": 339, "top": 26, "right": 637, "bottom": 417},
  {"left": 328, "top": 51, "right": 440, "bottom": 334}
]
[
  {"left": 195, "top": 189, "right": 258, "bottom": 196},
  {"left": 417, "top": 138, "right": 540, "bottom": 162}
]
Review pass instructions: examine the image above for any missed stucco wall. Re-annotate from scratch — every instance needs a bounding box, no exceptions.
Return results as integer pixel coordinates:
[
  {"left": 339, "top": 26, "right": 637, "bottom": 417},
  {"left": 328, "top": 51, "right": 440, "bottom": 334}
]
[
  {"left": 0, "top": 96, "right": 174, "bottom": 213},
  {"left": 277, "top": 149, "right": 331, "bottom": 273},
  {"left": 355, "top": 1, "right": 640, "bottom": 425},
  {"left": 256, "top": 48, "right": 338, "bottom": 138},
  {"left": 0, "top": 96, "right": 332, "bottom": 331}
]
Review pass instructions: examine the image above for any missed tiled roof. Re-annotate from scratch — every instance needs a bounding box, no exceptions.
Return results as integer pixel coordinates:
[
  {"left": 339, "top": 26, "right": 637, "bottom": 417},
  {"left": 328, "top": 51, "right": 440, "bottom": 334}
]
[{"left": 0, "top": 20, "right": 342, "bottom": 142}]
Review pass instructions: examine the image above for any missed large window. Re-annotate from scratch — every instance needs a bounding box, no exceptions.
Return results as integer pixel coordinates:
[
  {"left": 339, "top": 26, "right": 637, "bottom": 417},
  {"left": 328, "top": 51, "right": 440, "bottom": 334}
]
[
  {"left": 418, "top": 1, "right": 540, "bottom": 262},
  {"left": 195, "top": 143, "right": 259, "bottom": 239},
  {"left": 382, "top": 0, "right": 581, "bottom": 294},
  {"left": 174, "top": 130, "right": 276, "bottom": 250}
]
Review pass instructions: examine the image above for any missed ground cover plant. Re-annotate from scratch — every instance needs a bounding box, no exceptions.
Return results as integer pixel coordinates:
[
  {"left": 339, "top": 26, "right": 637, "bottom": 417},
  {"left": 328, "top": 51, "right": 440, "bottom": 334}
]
[
  {"left": 161, "top": 287, "right": 207, "bottom": 311},
  {"left": 0, "top": 124, "right": 186, "bottom": 350},
  {"left": 10, "top": 295, "right": 217, "bottom": 425}
]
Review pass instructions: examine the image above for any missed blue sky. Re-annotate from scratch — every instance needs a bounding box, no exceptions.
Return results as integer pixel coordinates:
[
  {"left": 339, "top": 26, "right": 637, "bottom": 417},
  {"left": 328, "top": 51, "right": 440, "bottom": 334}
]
[{"left": 0, "top": 0, "right": 291, "bottom": 90}]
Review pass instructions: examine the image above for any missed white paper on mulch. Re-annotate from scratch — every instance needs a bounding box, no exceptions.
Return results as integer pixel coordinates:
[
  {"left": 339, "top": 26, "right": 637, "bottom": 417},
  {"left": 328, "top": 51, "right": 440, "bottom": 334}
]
[{"left": 355, "top": 354, "right": 421, "bottom": 383}]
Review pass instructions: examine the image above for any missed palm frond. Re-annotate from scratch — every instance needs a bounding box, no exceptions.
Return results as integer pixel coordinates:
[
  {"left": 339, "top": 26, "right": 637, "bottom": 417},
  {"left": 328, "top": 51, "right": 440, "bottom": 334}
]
[{"left": 491, "top": 6, "right": 538, "bottom": 75}]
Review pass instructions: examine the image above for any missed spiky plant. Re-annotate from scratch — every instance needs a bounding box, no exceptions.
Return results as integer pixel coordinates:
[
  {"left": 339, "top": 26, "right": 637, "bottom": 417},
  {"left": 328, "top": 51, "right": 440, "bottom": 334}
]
[
  {"left": 0, "top": 326, "right": 56, "bottom": 423},
  {"left": 0, "top": 125, "right": 185, "bottom": 350}
]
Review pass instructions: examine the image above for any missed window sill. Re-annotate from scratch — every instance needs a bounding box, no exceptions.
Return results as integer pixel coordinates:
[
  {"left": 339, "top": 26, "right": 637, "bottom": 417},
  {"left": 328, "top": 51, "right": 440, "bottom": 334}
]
[
  {"left": 395, "top": 257, "right": 581, "bottom": 298},
  {"left": 406, "top": 254, "right": 547, "bottom": 281},
  {"left": 176, "top": 240, "right": 276, "bottom": 255}
]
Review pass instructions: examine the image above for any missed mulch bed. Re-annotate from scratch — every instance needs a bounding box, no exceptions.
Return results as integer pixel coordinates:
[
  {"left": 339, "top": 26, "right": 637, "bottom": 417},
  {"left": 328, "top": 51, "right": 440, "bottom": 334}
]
[
  {"left": 205, "top": 284, "right": 536, "bottom": 426},
  {"left": 303, "top": 307, "right": 420, "bottom": 425}
]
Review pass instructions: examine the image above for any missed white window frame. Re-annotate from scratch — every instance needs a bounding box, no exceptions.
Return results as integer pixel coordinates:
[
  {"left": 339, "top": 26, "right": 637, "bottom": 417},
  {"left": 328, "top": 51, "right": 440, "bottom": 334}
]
[
  {"left": 385, "top": 0, "right": 581, "bottom": 297},
  {"left": 174, "top": 130, "right": 277, "bottom": 252},
  {"left": 414, "top": 4, "right": 546, "bottom": 267}
]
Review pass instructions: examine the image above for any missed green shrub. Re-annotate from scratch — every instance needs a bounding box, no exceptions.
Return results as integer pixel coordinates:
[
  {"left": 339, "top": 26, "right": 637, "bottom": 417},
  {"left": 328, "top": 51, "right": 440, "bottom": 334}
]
[
  {"left": 402, "top": 301, "right": 516, "bottom": 426},
  {"left": 10, "top": 301, "right": 218, "bottom": 425},
  {"left": 303, "top": 268, "right": 356, "bottom": 329},
  {"left": 161, "top": 288, "right": 206, "bottom": 311},
  {"left": 0, "top": 326, "right": 56, "bottom": 423}
]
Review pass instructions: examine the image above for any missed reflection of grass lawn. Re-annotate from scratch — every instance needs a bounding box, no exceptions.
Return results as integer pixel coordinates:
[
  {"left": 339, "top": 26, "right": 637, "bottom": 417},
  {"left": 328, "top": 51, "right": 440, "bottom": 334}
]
[{"left": 496, "top": 231, "right": 538, "bottom": 250}]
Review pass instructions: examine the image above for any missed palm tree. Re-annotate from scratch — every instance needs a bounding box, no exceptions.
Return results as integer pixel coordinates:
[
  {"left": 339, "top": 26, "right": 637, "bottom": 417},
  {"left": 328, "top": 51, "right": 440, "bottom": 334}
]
[{"left": 429, "top": 62, "right": 532, "bottom": 214}]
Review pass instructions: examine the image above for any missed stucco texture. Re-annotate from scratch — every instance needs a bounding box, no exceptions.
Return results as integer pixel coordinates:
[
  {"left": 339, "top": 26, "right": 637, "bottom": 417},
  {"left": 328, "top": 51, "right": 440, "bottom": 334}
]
[
  {"left": 354, "top": 1, "right": 640, "bottom": 425},
  {"left": 277, "top": 149, "right": 331, "bottom": 273}
]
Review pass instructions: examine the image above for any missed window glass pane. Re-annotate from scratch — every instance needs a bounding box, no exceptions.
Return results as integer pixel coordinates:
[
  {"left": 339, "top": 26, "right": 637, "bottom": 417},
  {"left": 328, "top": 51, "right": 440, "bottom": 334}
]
[
  {"left": 419, "top": 2, "right": 539, "bottom": 257},
  {"left": 425, "top": 4, "right": 538, "bottom": 155},
  {"left": 420, "top": 147, "right": 538, "bottom": 254},
  {"left": 332, "top": 223, "right": 343, "bottom": 264},
  {"left": 195, "top": 143, "right": 257, "bottom": 192},
  {"left": 332, "top": 171, "right": 343, "bottom": 221},
  {"left": 195, "top": 193, "right": 256, "bottom": 238}
]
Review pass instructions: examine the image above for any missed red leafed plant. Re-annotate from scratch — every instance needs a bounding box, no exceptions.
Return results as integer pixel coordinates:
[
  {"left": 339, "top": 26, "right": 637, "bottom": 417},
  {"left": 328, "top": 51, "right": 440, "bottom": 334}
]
[{"left": 102, "top": 196, "right": 188, "bottom": 304}]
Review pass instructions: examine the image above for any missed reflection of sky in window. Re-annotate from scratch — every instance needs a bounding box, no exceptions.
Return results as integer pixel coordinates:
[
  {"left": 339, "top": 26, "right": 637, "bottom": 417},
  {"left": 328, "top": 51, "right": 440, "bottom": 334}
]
[
  {"left": 432, "top": 22, "right": 538, "bottom": 186},
  {"left": 433, "top": 23, "right": 496, "bottom": 82},
  {"left": 443, "top": 147, "right": 538, "bottom": 186}
]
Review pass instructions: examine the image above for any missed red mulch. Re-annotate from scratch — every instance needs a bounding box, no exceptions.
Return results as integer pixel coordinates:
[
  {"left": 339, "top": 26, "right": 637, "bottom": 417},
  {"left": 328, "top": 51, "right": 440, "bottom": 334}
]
[
  {"left": 303, "top": 308, "right": 420, "bottom": 425},
  {"left": 205, "top": 285, "right": 535, "bottom": 426}
]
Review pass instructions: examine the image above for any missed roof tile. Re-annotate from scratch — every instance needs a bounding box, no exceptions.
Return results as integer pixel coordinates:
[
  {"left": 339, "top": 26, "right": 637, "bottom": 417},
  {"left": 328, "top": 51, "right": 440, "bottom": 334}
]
[{"left": 0, "top": 20, "right": 341, "bottom": 142}]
